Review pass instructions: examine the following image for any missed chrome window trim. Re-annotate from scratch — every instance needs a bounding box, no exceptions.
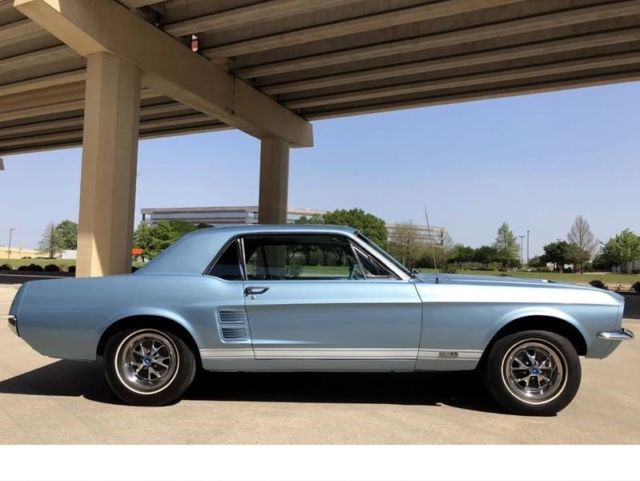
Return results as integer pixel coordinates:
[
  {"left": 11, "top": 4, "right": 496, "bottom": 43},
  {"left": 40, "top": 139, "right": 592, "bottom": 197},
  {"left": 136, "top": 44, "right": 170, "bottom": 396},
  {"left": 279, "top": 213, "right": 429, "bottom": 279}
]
[
  {"left": 349, "top": 233, "right": 410, "bottom": 281},
  {"left": 351, "top": 243, "right": 396, "bottom": 280},
  {"left": 240, "top": 232, "right": 378, "bottom": 282}
]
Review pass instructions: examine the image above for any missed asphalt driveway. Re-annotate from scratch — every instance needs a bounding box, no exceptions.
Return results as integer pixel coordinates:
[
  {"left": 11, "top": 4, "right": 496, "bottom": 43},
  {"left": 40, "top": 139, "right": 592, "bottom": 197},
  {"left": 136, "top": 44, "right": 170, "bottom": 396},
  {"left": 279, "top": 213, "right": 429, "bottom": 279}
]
[{"left": 1, "top": 284, "right": 638, "bottom": 444}]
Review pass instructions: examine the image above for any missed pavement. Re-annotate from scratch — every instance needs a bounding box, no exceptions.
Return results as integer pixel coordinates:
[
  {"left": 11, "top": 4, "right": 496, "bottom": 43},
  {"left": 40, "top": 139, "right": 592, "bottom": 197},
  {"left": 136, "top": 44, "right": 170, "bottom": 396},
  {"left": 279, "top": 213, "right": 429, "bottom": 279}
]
[{"left": 0, "top": 283, "right": 638, "bottom": 444}]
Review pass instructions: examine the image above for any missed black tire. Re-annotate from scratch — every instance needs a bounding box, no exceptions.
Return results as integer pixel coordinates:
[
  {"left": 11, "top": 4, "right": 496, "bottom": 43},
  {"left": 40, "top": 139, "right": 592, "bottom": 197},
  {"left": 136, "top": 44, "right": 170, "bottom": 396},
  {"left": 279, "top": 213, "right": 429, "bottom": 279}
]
[
  {"left": 104, "top": 327, "right": 197, "bottom": 406},
  {"left": 483, "top": 330, "right": 581, "bottom": 416}
]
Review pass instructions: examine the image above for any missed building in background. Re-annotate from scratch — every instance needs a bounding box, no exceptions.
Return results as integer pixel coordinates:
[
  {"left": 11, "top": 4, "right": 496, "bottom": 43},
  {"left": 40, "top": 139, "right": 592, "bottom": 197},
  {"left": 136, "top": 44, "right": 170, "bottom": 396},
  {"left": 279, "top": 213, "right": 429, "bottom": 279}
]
[
  {"left": 142, "top": 206, "right": 445, "bottom": 246},
  {"left": 141, "top": 206, "right": 327, "bottom": 225},
  {"left": 0, "top": 246, "right": 41, "bottom": 260},
  {"left": 387, "top": 223, "right": 446, "bottom": 247}
]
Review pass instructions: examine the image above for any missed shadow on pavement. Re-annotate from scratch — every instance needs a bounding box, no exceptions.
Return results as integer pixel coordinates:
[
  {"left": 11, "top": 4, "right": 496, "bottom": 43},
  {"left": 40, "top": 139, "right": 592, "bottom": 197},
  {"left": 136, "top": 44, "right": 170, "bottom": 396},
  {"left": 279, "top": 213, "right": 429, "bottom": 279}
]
[{"left": 0, "top": 359, "right": 506, "bottom": 414}]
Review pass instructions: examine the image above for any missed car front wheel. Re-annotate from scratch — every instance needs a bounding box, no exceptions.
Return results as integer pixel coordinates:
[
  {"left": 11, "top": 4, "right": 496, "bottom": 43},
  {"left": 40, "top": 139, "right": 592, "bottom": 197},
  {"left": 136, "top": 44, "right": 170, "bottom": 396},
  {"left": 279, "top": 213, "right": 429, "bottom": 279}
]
[
  {"left": 104, "top": 327, "right": 196, "bottom": 406},
  {"left": 483, "top": 330, "right": 581, "bottom": 416}
]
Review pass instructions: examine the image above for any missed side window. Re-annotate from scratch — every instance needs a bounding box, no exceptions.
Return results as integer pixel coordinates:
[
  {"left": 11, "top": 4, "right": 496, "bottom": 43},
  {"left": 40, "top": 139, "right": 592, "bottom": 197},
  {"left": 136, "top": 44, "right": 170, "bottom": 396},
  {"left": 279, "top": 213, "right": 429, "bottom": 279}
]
[
  {"left": 208, "top": 240, "right": 243, "bottom": 280},
  {"left": 243, "top": 235, "right": 362, "bottom": 281},
  {"left": 353, "top": 245, "right": 394, "bottom": 279}
]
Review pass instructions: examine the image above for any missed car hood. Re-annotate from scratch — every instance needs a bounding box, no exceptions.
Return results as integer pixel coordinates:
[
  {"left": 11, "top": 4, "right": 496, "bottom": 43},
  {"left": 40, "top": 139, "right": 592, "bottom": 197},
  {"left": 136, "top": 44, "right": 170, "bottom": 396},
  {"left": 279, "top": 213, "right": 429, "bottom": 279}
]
[{"left": 415, "top": 273, "right": 623, "bottom": 299}]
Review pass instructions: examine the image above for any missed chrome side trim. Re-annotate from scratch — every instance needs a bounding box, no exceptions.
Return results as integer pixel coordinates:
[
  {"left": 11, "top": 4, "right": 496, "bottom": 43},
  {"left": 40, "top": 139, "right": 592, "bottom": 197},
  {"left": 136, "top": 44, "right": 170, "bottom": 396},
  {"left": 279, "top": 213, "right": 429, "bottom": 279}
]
[
  {"left": 418, "top": 349, "right": 483, "bottom": 361},
  {"left": 200, "top": 348, "right": 254, "bottom": 359},
  {"left": 255, "top": 348, "right": 417, "bottom": 360},
  {"left": 598, "top": 328, "right": 634, "bottom": 341},
  {"left": 200, "top": 347, "right": 484, "bottom": 361}
]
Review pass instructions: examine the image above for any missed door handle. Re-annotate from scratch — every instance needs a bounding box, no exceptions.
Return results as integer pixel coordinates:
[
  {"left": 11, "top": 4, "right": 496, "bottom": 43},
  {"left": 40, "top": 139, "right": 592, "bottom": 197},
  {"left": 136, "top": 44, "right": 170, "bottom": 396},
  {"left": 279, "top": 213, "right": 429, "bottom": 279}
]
[{"left": 244, "top": 286, "right": 269, "bottom": 296}]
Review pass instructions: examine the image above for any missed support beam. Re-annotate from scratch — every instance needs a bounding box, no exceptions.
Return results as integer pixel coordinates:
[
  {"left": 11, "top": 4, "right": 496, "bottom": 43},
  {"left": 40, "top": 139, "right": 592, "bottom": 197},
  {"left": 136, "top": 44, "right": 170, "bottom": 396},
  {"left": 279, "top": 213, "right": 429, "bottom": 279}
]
[
  {"left": 284, "top": 52, "right": 640, "bottom": 109},
  {"left": 76, "top": 52, "right": 141, "bottom": 277},
  {"left": 258, "top": 138, "right": 289, "bottom": 224},
  {"left": 235, "top": 0, "right": 640, "bottom": 79},
  {"left": 202, "top": 0, "right": 523, "bottom": 58},
  {"left": 0, "top": 87, "right": 158, "bottom": 122},
  {"left": 164, "top": 0, "right": 357, "bottom": 37},
  {"left": 304, "top": 71, "right": 640, "bottom": 120},
  {"left": 0, "top": 18, "right": 46, "bottom": 47},
  {"left": 0, "top": 44, "right": 76, "bottom": 75},
  {"left": 262, "top": 29, "right": 640, "bottom": 95},
  {"left": 0, "top": 70, "right": 85, "bottom": 98},
  {"left": 14, "top": 0, "right": 313, "bottom": 147}
]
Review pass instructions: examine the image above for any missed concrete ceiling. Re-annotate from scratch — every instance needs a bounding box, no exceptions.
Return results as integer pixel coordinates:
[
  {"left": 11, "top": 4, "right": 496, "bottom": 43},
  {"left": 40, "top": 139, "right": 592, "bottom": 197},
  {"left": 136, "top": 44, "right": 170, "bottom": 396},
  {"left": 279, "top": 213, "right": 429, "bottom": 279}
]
[{"left": 1, "top": 0, "right": 639, "bottom": 155}]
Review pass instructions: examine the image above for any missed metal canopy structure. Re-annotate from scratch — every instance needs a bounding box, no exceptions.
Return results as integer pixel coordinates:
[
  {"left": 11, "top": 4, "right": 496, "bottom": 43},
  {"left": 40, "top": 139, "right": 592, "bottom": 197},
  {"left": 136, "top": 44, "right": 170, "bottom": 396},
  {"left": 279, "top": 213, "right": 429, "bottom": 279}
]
[
  {"left": 1, "top": 0, "right": 640, "bottom": 156},
  {"left": 1, "top": 0, "right": 639, "bottom": 277}
]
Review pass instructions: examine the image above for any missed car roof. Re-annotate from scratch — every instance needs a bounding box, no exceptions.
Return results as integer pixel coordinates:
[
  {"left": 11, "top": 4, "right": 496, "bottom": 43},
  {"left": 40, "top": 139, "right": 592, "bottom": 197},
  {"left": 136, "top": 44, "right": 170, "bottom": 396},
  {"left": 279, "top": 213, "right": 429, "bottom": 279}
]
[
  {"left": 136, "top": 224, "right": 360, "bottom": 276},
  {"left": 188, "top": 223, "right": 358, "bottom": 237}
]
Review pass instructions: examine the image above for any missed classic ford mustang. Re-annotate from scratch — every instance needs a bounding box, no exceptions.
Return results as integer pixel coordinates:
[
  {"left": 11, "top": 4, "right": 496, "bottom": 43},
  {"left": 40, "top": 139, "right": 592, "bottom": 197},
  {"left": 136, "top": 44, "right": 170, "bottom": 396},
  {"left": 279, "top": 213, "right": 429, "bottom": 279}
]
[{"left": 6, "top": 225, "right": 633, "bottom": 414}]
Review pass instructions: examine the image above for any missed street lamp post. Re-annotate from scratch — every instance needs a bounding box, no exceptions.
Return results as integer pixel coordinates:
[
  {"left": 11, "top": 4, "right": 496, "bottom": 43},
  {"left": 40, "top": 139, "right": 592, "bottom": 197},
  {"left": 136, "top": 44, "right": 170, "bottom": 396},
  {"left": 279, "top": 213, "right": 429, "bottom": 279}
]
[
  {"left": 519, "top": 235, "right": 525, "bottom": 264},
  {"left": 526, "top": 230, "right": 530, "bottom": 264},
  {"left": 7, "top": 228, "right": 15, "bottom": 260}
]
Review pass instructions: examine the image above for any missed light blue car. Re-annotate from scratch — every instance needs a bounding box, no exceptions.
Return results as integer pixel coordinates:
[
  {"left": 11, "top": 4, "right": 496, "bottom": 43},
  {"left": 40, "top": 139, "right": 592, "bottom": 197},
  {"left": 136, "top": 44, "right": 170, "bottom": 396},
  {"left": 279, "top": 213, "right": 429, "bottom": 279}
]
[{"left": 7, "top": 225, "right": 633, "bottom": 414}]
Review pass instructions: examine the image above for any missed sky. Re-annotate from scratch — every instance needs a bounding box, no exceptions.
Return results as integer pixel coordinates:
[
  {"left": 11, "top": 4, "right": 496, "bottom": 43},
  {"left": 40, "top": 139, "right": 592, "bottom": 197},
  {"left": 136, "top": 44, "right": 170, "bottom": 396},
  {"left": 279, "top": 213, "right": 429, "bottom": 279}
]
[{"left": 1, "top": 81, "right": 638, "bottom": 257}]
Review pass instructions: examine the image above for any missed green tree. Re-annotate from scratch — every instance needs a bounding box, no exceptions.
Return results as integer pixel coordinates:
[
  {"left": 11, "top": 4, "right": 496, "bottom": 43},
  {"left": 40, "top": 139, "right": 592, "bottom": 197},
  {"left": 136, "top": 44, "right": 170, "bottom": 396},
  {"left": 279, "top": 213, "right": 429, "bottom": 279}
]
[
  {"left": 493, "top": 222, "right": 520, "bottom": 269},
  {"left": 601, "top": 229, "right": 640, "bottom": 273},
  {"left": 567, "top": 215, "right": 598, "bottom": 273},
  {"left": 323, "top": 208, "right": 388, "bottom": 249},
  {"left": 473, "top": 245, "right": 498, "bottom": 267},
  {"left": 542, "top": 241, "right": 570, "bottom": 272},
  {"left": 54, "top": 220, "right": 78, "bottom": 250},
  {"left": 133, "top": 220, "right": 197, "bottom": 259},
  {"left": 38, "top": 222, "right": 63, "bottom": 259},
  {"left": 527, "top": 255, "right": 547, "bottom": 269},
  {"left": 388, "top": 222, "right": 420, "bottom": 268},
  {"left": 294, "top": 214, "right": 325, "bottom": 224},
  {"left": 451, "top": 244, "right": 475, "bottom": 264}
]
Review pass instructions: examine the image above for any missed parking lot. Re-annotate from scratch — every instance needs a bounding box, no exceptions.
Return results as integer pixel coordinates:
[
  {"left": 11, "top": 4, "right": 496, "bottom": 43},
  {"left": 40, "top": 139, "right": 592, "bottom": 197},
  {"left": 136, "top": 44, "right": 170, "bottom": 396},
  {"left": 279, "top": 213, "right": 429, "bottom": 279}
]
[{"left": 1, "top": 283, "right": 638, "bottom": 444}]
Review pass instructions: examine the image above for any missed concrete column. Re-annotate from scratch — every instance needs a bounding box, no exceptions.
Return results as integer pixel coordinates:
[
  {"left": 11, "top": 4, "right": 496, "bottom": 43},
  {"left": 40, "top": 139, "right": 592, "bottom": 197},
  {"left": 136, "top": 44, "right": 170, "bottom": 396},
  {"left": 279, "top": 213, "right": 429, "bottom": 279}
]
[
  {"left": 76, "top": 52, "right": 141, "bottom": 277},
  {"left": 258, "top": 137, "right": 289, "bottom": 224}
]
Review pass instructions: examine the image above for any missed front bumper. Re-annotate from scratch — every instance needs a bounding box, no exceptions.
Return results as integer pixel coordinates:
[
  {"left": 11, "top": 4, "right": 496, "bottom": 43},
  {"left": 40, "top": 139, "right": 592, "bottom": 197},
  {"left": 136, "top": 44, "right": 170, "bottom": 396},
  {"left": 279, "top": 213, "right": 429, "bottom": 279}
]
[
  {"left": 598, "top": 328, "right": 634, "bottom": 341},
  {"left": 3, "top": 315, "right": 18, "bottom": 336}
]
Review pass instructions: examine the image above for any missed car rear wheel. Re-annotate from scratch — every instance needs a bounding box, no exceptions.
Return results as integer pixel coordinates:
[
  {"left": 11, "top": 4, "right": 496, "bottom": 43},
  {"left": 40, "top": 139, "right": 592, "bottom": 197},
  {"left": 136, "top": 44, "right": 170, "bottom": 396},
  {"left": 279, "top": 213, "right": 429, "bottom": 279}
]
[
  {"left": 483, "top": 330, "right": 581, "bottom": 416},
  {"left": 104, "top": 328, "right": 196, "bottom": 406}
]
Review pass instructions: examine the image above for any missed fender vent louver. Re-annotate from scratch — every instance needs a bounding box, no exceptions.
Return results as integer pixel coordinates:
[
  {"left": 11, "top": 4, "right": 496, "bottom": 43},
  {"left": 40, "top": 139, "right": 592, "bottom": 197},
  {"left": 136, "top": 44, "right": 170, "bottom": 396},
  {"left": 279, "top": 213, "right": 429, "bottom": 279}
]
[{"left": 218, "top": 309, "right": 249, "bottom": 342}]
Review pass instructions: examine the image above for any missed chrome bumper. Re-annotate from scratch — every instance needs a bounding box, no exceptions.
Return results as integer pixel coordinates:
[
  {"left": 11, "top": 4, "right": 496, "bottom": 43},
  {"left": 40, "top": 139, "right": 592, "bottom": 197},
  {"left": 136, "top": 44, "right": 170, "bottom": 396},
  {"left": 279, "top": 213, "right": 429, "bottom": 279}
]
[
  {"left": 3, "top": 315, "right": 18, "bottom": 336},
  {"left": 598, "top": 328, "right": 634, "bottom": 341}
]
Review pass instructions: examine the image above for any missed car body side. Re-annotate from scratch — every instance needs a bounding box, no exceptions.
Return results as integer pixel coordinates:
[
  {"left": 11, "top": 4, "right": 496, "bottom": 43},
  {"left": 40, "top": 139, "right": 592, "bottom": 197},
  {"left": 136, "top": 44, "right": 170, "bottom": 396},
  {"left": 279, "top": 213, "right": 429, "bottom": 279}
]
[{"left": 9, "top": 225, "right": 625, "bottom": 372}]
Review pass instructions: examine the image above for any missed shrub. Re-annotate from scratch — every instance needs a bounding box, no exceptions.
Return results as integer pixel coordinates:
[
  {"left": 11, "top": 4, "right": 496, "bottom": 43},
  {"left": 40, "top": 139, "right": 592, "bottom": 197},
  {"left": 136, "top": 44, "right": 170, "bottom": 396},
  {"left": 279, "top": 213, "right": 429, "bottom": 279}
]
[
  {"left": 44, "top": 264, "right": 61, "bottom": 272},
  {"left": 632, "top": 281, "right": 640, "bottom": 293},
  {"left": 589, "top": 279, "right": 608, "bottom": 290},
  {"left": 67, "top": 266, "right": 76, "bottom": 274},
  {"left": 443, "top": 263, "right": 458, "bottom": 274},
  {"left": 27, "top": 264, "right": 44, "bottom": 272},
  {"left": 0, "top": 264, "right": 12, "bottom": 271}
]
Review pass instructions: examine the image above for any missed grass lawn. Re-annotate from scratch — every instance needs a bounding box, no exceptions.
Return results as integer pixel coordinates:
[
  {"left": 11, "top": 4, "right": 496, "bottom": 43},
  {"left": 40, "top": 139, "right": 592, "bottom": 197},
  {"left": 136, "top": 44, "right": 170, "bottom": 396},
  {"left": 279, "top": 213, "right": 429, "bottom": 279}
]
[
  {"left": 1, "top": 258, "right": 76, "bottom": 269},
  {"left": 419, "top": 268, "right": 639, "bottom": 286}
]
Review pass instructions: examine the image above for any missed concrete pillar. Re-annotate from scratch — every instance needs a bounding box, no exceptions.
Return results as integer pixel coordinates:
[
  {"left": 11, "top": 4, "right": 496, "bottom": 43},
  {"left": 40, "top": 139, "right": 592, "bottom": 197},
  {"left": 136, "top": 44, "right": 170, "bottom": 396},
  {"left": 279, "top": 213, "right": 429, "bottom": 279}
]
[
  {"left": 258, "top": 137, "right": 289, "bottom": 224},
  {"left": 76, "top": 52, "right": 141, "bottom": 277}
]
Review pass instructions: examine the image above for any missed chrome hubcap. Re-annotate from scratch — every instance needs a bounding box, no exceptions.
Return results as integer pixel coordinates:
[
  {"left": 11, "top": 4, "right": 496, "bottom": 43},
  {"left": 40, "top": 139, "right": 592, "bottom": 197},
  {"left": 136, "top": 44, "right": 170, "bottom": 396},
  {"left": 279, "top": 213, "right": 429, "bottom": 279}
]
[
  {"left": 502, "top": 339, "right": 567, "bottom": 405},
  {"left": 115, "top": 330, "right": 179, "bottom": 394}
]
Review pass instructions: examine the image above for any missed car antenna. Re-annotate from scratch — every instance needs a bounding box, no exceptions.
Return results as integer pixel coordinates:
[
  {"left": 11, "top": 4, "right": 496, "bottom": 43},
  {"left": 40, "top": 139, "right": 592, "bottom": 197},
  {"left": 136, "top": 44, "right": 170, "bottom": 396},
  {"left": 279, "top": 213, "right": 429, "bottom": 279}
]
[{"left": 424, "top": 204, "right": 439, "bottom": 284}]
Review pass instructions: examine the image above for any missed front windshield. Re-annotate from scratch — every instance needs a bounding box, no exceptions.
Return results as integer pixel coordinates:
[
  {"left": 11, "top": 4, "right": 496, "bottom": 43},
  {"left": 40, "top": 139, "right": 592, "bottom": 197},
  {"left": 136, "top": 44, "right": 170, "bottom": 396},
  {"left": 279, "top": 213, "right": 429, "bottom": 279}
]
[{"left": 356, "top": 232, "right": 412, "bottom": 277}]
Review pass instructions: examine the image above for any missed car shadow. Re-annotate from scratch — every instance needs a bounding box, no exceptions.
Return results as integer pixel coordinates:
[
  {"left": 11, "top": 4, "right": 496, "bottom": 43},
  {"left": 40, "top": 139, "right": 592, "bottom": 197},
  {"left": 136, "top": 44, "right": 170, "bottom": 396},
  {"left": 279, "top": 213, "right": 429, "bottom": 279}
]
[{"left": 0, "top": 360, "right": 507, "bottom": 414}]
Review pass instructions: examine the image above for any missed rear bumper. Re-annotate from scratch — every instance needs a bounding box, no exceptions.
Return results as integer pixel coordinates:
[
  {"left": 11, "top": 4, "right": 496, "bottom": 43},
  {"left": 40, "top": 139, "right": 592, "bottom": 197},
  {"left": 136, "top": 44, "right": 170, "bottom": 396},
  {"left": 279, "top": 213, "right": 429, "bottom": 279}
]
[{"left": 598, "top": 328, "right": 634, "bottom": 341}]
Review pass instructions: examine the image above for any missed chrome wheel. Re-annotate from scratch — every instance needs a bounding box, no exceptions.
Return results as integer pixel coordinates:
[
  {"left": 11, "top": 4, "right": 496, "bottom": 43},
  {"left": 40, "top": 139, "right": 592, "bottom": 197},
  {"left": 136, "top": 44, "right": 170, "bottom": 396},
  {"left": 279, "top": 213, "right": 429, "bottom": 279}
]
[
  {"left": 501, "top": 339, "right": 567, "bottom": 405},
  {"left": 114, "top": 329, "right": 180, "bottom": 395}
]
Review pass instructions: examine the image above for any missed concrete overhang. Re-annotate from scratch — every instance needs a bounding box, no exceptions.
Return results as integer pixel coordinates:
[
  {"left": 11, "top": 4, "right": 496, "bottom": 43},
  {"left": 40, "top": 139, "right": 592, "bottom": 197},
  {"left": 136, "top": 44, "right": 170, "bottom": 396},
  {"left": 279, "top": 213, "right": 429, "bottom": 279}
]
[{"left": 1, "top": 0, "right": 640, "bottom": 155}]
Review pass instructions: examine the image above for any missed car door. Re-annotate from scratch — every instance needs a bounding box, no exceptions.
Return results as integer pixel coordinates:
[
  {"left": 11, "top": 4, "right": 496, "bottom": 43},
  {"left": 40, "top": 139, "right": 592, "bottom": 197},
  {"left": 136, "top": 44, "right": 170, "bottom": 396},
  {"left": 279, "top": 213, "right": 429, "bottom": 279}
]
[{"left": 241, "top": 233, "right": 422, "bottom": 370}]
